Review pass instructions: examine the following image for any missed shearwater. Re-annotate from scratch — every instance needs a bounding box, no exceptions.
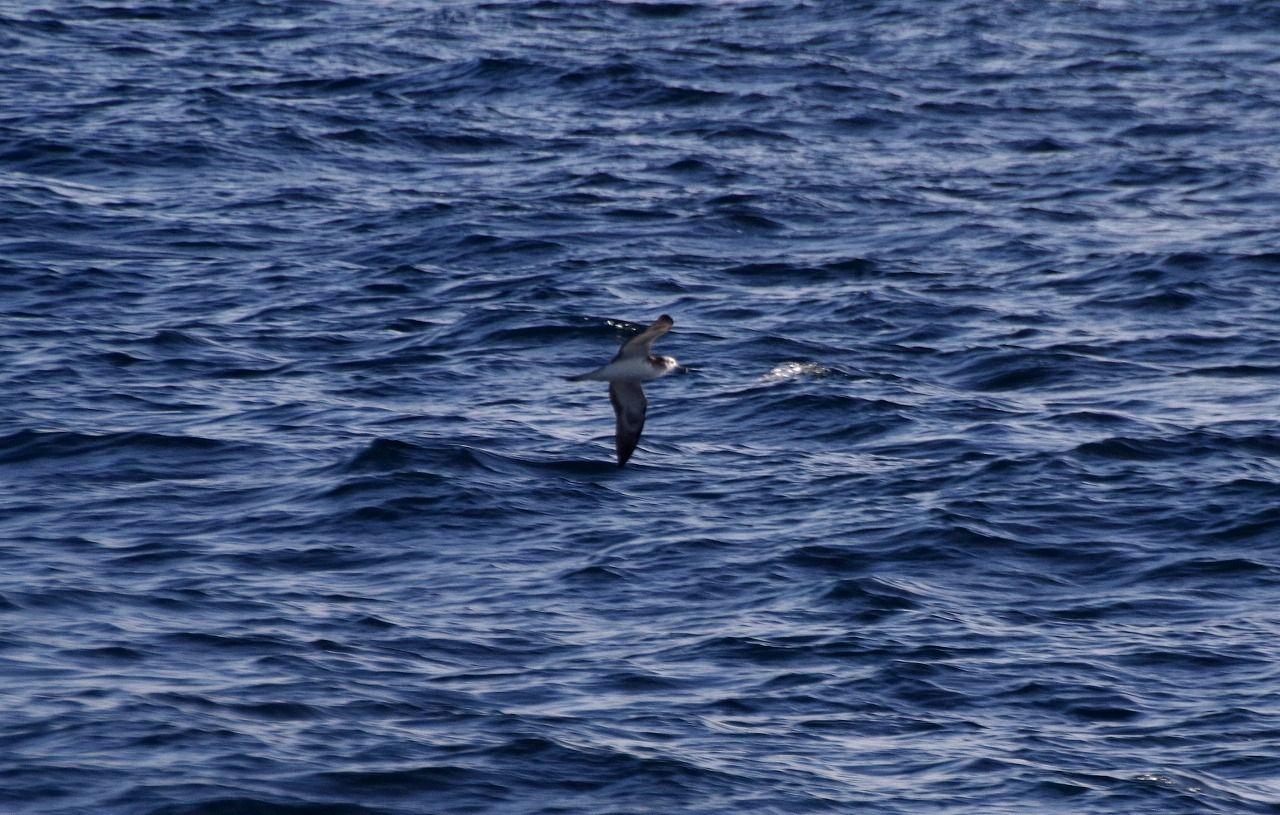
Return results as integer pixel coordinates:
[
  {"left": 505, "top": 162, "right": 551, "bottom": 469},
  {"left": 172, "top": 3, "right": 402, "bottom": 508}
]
[{"left": 566, "top": 314, "right": 684, "bottom": 467}]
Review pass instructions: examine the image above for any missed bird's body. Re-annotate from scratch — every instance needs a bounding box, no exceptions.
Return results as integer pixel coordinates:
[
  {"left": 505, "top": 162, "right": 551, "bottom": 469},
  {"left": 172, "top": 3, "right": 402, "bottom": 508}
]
[
  {"left": 566, "top": 314, "right": 682, "bottom": 466},
  {"left": 567, "top": 354, "right": 676, "bottom": 383}
]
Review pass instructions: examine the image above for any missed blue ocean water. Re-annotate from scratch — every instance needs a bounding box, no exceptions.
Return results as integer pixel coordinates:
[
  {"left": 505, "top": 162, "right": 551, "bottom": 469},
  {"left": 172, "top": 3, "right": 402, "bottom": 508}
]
[{"left": 4, "top": 1, "right": 1280, "bottom": 812}]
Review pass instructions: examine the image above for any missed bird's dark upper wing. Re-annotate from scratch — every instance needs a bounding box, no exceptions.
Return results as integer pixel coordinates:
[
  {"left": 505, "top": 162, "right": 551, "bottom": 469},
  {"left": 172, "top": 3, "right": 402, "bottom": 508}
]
[
  {"left": 616, "top": 314, "right": 673, "bottom": 360},
  {"left": 609, "top": 380, "right": 647, "bottom": 466}
]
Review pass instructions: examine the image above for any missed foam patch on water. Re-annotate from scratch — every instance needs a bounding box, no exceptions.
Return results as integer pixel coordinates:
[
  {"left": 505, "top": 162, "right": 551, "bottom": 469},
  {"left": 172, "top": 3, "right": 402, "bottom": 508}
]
[{"left": 760, "top": 361, "right": 831, "bottom": 381}]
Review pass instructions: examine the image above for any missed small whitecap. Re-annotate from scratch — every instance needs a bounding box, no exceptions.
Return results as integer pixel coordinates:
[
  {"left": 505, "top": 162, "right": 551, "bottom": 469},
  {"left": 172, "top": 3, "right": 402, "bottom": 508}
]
[{"left": 761, "top": 361, "right": 829, "bottom": 381}]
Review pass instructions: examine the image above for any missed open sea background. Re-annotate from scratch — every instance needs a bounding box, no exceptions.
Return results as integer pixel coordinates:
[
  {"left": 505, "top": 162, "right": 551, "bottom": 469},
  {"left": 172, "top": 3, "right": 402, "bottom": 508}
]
[{"left": 4, "top": 1, "right": 1280, "bottom": 812}]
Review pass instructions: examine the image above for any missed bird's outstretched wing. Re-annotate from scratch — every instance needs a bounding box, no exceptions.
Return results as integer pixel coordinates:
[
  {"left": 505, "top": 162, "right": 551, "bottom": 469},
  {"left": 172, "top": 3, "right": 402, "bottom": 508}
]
[
  {"left": 609, "top": 380, "right": 647, "bottom": 466},
  {"left": 616, "top": 314, "right": 673, "bottom": 360}
]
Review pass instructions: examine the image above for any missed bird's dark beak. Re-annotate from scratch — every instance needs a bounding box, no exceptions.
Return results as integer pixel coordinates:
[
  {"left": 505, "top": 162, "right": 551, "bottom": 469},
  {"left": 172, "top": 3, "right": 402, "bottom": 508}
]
[{"left": 675, "top": 365, "right": 690, "bottom": 374}]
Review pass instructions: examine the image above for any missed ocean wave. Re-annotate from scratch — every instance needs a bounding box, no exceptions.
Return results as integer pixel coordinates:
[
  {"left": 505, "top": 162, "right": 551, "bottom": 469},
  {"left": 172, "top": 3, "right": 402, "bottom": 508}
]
[{"left": 5, "top": 0, "right": 1280, "bottom": 813}]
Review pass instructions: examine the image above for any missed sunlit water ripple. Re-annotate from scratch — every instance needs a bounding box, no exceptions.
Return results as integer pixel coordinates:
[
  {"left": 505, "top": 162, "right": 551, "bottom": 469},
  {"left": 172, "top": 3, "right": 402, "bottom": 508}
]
[{"left": 4, "top": 2, "right": 1280, "bottom": 813}]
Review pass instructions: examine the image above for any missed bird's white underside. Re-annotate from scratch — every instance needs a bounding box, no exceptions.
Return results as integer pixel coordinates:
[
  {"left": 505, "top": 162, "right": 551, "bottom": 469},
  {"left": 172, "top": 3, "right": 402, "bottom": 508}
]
[{"left": 576, "top": 356, "right": 674, "bottom": 382}]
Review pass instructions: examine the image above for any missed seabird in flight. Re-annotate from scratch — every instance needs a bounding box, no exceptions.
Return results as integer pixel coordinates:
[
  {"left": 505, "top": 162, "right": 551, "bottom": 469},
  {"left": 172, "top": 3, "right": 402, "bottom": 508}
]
[{"left": 566, "top": 314, "right": 683, "bottom": 466}]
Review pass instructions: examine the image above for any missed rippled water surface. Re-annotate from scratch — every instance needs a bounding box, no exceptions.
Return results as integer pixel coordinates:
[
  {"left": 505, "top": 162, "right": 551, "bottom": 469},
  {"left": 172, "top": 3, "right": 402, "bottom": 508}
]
[{"left": 5, "top": 1, "right": 1280, "bottom": 813}]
